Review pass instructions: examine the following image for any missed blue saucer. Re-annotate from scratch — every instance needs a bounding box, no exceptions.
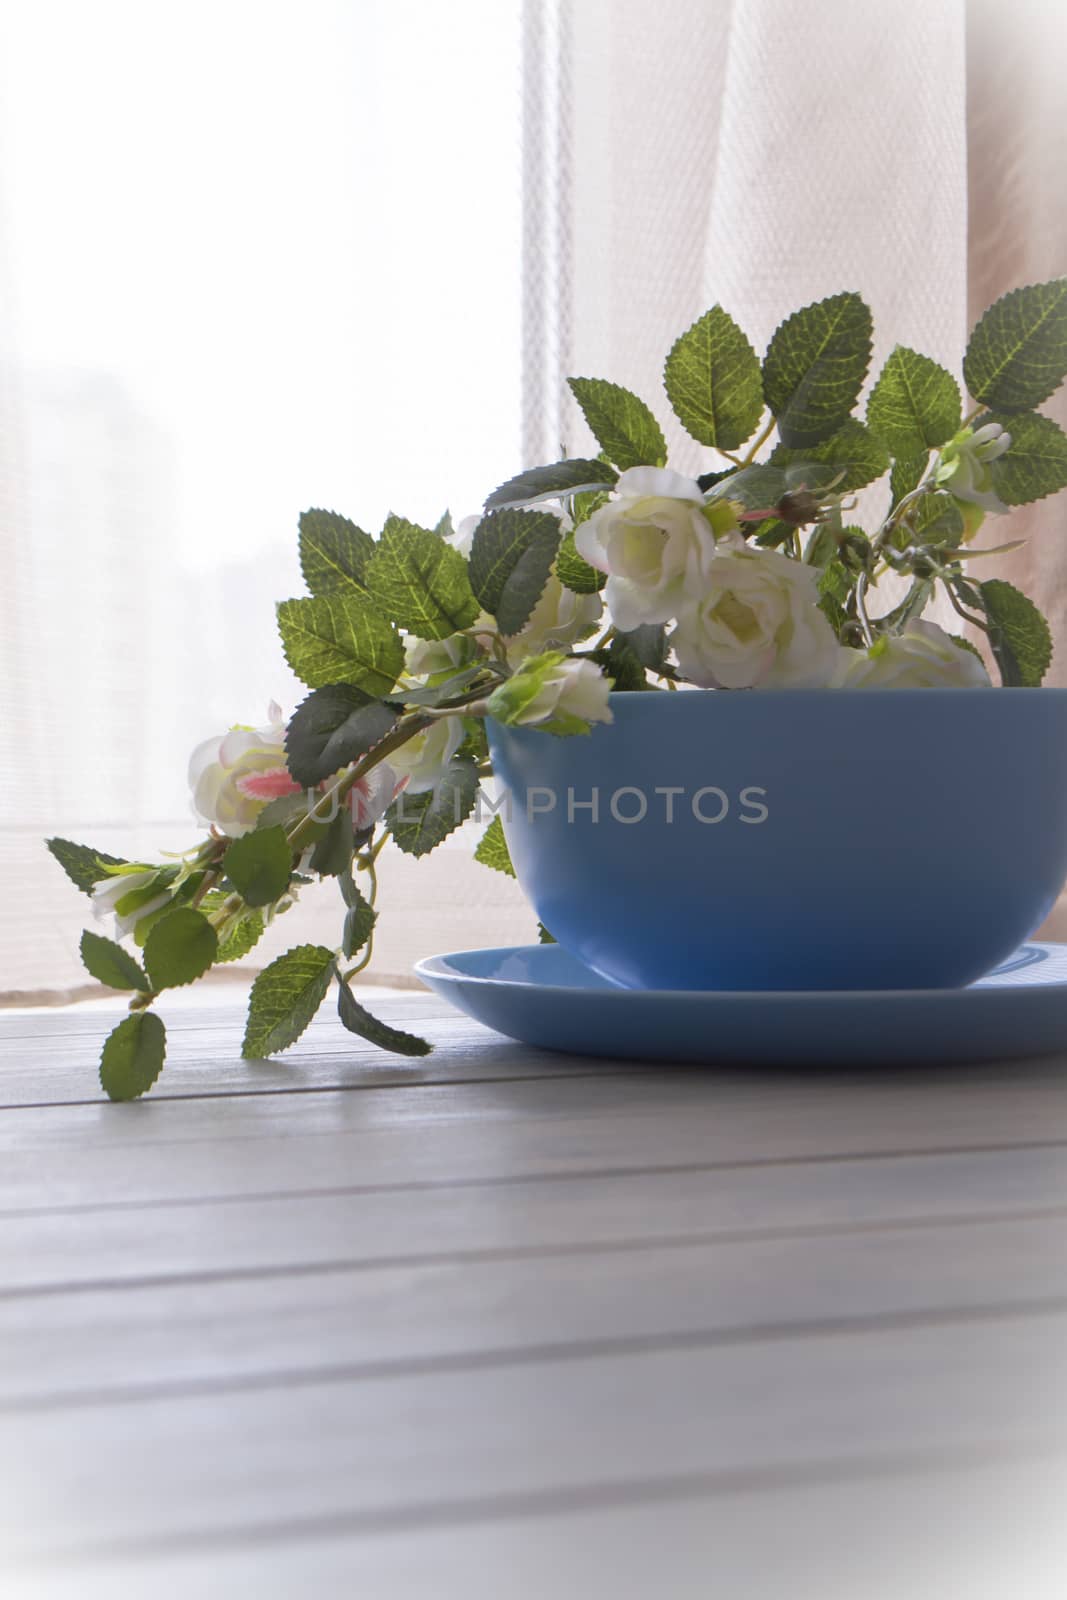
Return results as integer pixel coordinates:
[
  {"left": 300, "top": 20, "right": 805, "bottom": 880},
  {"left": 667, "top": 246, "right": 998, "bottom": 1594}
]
[{"left": 415, "top": 942, "right": 1067, "bottom": 1066}]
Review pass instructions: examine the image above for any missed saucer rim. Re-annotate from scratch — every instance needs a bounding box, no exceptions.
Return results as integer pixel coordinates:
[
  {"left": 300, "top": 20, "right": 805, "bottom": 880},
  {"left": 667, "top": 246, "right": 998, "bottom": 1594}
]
[{"left": 415, "top": 941, "right": 1066, "bottom": 1003}]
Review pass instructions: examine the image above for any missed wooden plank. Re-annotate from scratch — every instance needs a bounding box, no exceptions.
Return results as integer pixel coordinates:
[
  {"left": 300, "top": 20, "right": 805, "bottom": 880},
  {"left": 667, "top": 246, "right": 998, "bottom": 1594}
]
[
  {"left": 1, "top": 1144, "right": 1065, "bottom": 1291},
  {"left": 1, "top": 1064, "right": 1066, "bottom": 1209},
  {"left": 0, "top": 1015, "right": 638, "bottom": 1106},
  {"left": 9, "top": 1450, "right": 1067, "bottom": 1600},
  {"left": 0, "top": 993, "right": 443, "bottom": 1039},
  {"left": 1, "top": 1312, "right": 1065, "bottom": 1562},
  {"left": 0, "top": 1214, "right": 1064, "bottom": 1409}
]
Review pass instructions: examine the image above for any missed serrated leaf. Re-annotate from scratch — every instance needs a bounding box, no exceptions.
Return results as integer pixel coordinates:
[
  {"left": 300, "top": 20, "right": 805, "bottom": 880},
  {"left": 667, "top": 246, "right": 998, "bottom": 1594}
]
[
  {"left": 299, "top": 509, "right": 375, "bottom": 596},
  {"left": 537, "top": 923, "right": 557, "bottom": 944},
  {"left": 277, "top": 593, "right": 404, "bottom": 694},
  {"left": 79, "top": 930, "right": 149, "bottom": 992},
  {"left": 485, "top": 459, "right": 617, "bottom": 511},
  {"left": 224, "top": 826, "right": 292, "bottom": 907},
  {"left": 588, "top": 635, "right": 653, "bottom": 692},
  {"left": 867, "top": 346, "right": 962, "bottom": 457},
  {"left": 963, "top": 279, "right": 1067, "bottom": 412},
  {"left": 771, "top": 419, "right": 890, "bottom": 494},
  {"left": 468, "top": 510, "right": 562, "bottom": 635},
  {"left": 567, "top": 377, "right": 667, "bottom": 470},
  {"left": 216, "top": 913, "right": 265, "bottom": 964},
  {"left": 143, "top": 908, "right": 218, "bottom": 990},
  {"left": 396, "top": 665, "right": 494, "bottom": 707},
  {"left": 100, "top": 1012, "right": 166, "bottom": 1101},
  {"left": 816, "top": 559, "right": 852, "bottom": 634},
  {"left": 762, "top": 291, "right": 873, "bottom": 448},
  {"left": 663, "top": 304, "right": 764, "bottom": 450},
  {"left": 255, "top": 791, "right": 313, "bottom": 833},
  {"left": 285, "top": 684, "right": 398, "bottom": 786},
  {"left": 978, "top": 579, "right": 1053, "bottom": 687},
  {"left": 308, "top": 808, "right": 355, "bottom": 877},
  {"left": 341, "top": 882, "right": 376, "bottom": 958},
  {"left": 891, "top": 491, "right": 965, "bottom": 551},
  {"left": 336, "top": 978, "right": 432, "bottom": 1056},
  {"left": 386, "top": 757, "right": 479, "bottom": 856},
  {"left": 556, "top": 531, "right": 606, "bottom": 595},
  {"left": 716, "top": 463, "right": 787, "bottom": 512},
  {"left": 985, "top": 410, "right": 1067, "bottom": 506},
  {"left": 434, "top": 510, "right": 454, "bottom": 538},
  {"left": 364, "top": 515, "right": 480, "bottom": 640},
  {"left": 46, "top": 838, "right": 127, "bottom": 895},
  {"left": 891, "top": 452, "right": 929, "bottom": 503},
  {"left": 474, "top": 815, "right": 515, "bottom": 877},
  {"left": 242, "top": 944, "right": 336, "bottom": 1058}
]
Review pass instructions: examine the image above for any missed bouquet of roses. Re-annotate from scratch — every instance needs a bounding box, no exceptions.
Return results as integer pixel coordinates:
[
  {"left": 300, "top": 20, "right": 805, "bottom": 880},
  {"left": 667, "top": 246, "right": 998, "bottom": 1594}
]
[{"left": 48, "top": 281, "right": 1067, "bottom": 1097}]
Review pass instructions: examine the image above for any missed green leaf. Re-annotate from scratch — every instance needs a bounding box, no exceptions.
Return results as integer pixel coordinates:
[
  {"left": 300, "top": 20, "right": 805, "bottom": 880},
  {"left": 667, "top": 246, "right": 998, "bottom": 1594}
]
[
  {"left": 336, "top": 978, "right": 432, "bottom": 1056},
  {"left": 46, "top": 838, "right": 126, "bottom": 896},
  {"left": 762, "top": 291, "right": 873, "bottom": 448},
  {"left": 485, "top": 459, "right": 617, "bottom": 511},
  {"left": 866, "top": 346, "right": 962, "bottom": 457},
  {"left": 434, "top": 510, "right": 454, "bottom": 538},
  {"left": 474, "top": 815, "right": 515, "bottom": 877},
  {"left": 978, "top": 579, "right": 1053, "bottom": 687},
  {"left": 299, "top": 509, "right": 375, "bottom": 596},
  {"left": 242, "top": 943, "right": 336, "bottom": 1057},
  {"left": 308, "top": 808, "right": 355, "bottom": 878},
  {"left": 285, "top": 684, "right": 398, "bottom": 786},
  {"left": 223, "top": 826, "right": 292, "bottom": 907},
  {"left": 397, "top": 665, "right": 494, "bottom": 707},
  {"left": 816, "top": 559, "right": 852, "bottom": 634},
  {"left": 255, "top": 792, "right": 312, "bottom": 833},
  {"left": 364, "top": 515, "right": 480, "bottom": 640},
  {"left": 468, "top": 510, "right": 563, "bottom": 635},
  {"left": 891, "top": 453, "right": 929, "bottom": 503},
  {"left": 386, "top": 757, "right": 479, "bottom": 857},
  {"left": 985, "top": 410, "right": 1067, "bottom": 506},
  {"left": 771, "top": 419, "right": 890, "bottom": 494},
  {"left": 99, "top": 1012, "right": 166, "bottom": 1102},
  {"left": 963, "top": 279, "right": 1067, "bottom": 412},
  {"left": 566, "top": 377, "right": 667, "bottom": 470},
  {"left": 340, "top": 881, "right": 376, "bottom": 958},
  {"left": 537, "top": 922, "right": 557, "bottom": 944},
  {"left": 588, "top": 634, "right": 653, "bottom": 692},
  {"left": 556, "top": 532, "right": 606, "bottom": 595},
  {"left": 663, "top": 304, "right": 764, "bottom": 450},
  {"left": 716, "top": 463, "right": 787, "bottom": 512},
  {"left": 79, "top": 930, "right": 150, "bottom": 992},
  {"left": 143, "top": 908, "right": 218, "bottom": 990},
  {"left": 894, "top": 491, "right": 965, "bottom": 551},
  {"left": 277, "top": 593, "right": 404, "bottom": 694},
  {"left": 216, "top": 913, "right": 265, "bottom": 964}
]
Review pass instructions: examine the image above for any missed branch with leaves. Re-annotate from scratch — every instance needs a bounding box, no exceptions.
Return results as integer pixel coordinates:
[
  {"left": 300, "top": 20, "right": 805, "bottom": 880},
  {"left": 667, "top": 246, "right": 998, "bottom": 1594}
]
[{"left": 48, "top": 279, "right": 1067, "bottom": 1096}]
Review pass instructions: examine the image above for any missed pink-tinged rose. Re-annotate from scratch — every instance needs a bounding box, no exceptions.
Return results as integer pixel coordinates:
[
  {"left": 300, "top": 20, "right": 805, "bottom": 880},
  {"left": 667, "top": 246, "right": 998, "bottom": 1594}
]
[{"left": 188, "top": 702, "right": 299, "bottom": 837}]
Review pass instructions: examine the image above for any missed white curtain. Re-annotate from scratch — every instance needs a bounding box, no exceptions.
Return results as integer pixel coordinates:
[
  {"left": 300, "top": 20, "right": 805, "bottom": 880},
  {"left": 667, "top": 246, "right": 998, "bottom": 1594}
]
[{"left": 3, "top": 0, "right": 1066, "bottom": 999}]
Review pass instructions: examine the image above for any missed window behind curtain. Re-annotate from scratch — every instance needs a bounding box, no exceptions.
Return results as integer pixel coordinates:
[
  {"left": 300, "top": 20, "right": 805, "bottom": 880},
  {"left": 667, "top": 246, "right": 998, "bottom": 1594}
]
[{"left": 0, "top": 0, "right": 532, "bottom": 995}]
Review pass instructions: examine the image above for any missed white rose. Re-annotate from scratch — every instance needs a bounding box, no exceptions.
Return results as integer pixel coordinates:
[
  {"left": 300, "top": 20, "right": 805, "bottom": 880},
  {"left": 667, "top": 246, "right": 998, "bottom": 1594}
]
[
  {"left": 833, "top": 619, "right": 992, "bottom": 689},
  {"left": 505, "top": 572, "right": 602, "bottom": 664},
  {"left": 670, "top": 543, "right": 840, "bottom": 689},
  {"left": 388, "top": 717, "right": 464, "bottom": 795},
  {"left": 188, "top": 702, "right": 302, "bottom": 837},
  {"left": 574, "top": 465, "right": 721, "bottom": 631},
  {"left": 488, "top": 652, "right": 613, "bottom": 732}
]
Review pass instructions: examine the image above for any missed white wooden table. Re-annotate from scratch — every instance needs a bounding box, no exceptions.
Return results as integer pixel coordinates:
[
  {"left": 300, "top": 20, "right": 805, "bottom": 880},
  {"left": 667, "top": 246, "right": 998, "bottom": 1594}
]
[{"left": 2, "top": 990, "right": 1067, "bottom": 1598}]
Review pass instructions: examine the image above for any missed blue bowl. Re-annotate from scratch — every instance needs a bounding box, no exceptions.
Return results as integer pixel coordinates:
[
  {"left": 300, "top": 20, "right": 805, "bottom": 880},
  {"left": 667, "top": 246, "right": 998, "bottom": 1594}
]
[{"left": 488, "top": 688, "right": 1067, "bottom": 992}]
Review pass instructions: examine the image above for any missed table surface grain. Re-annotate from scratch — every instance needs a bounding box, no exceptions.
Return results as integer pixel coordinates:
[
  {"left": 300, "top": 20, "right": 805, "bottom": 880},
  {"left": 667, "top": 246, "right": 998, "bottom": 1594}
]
[{"left": 2, "top": 990, "right": 1067, "bottom": 1599}]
